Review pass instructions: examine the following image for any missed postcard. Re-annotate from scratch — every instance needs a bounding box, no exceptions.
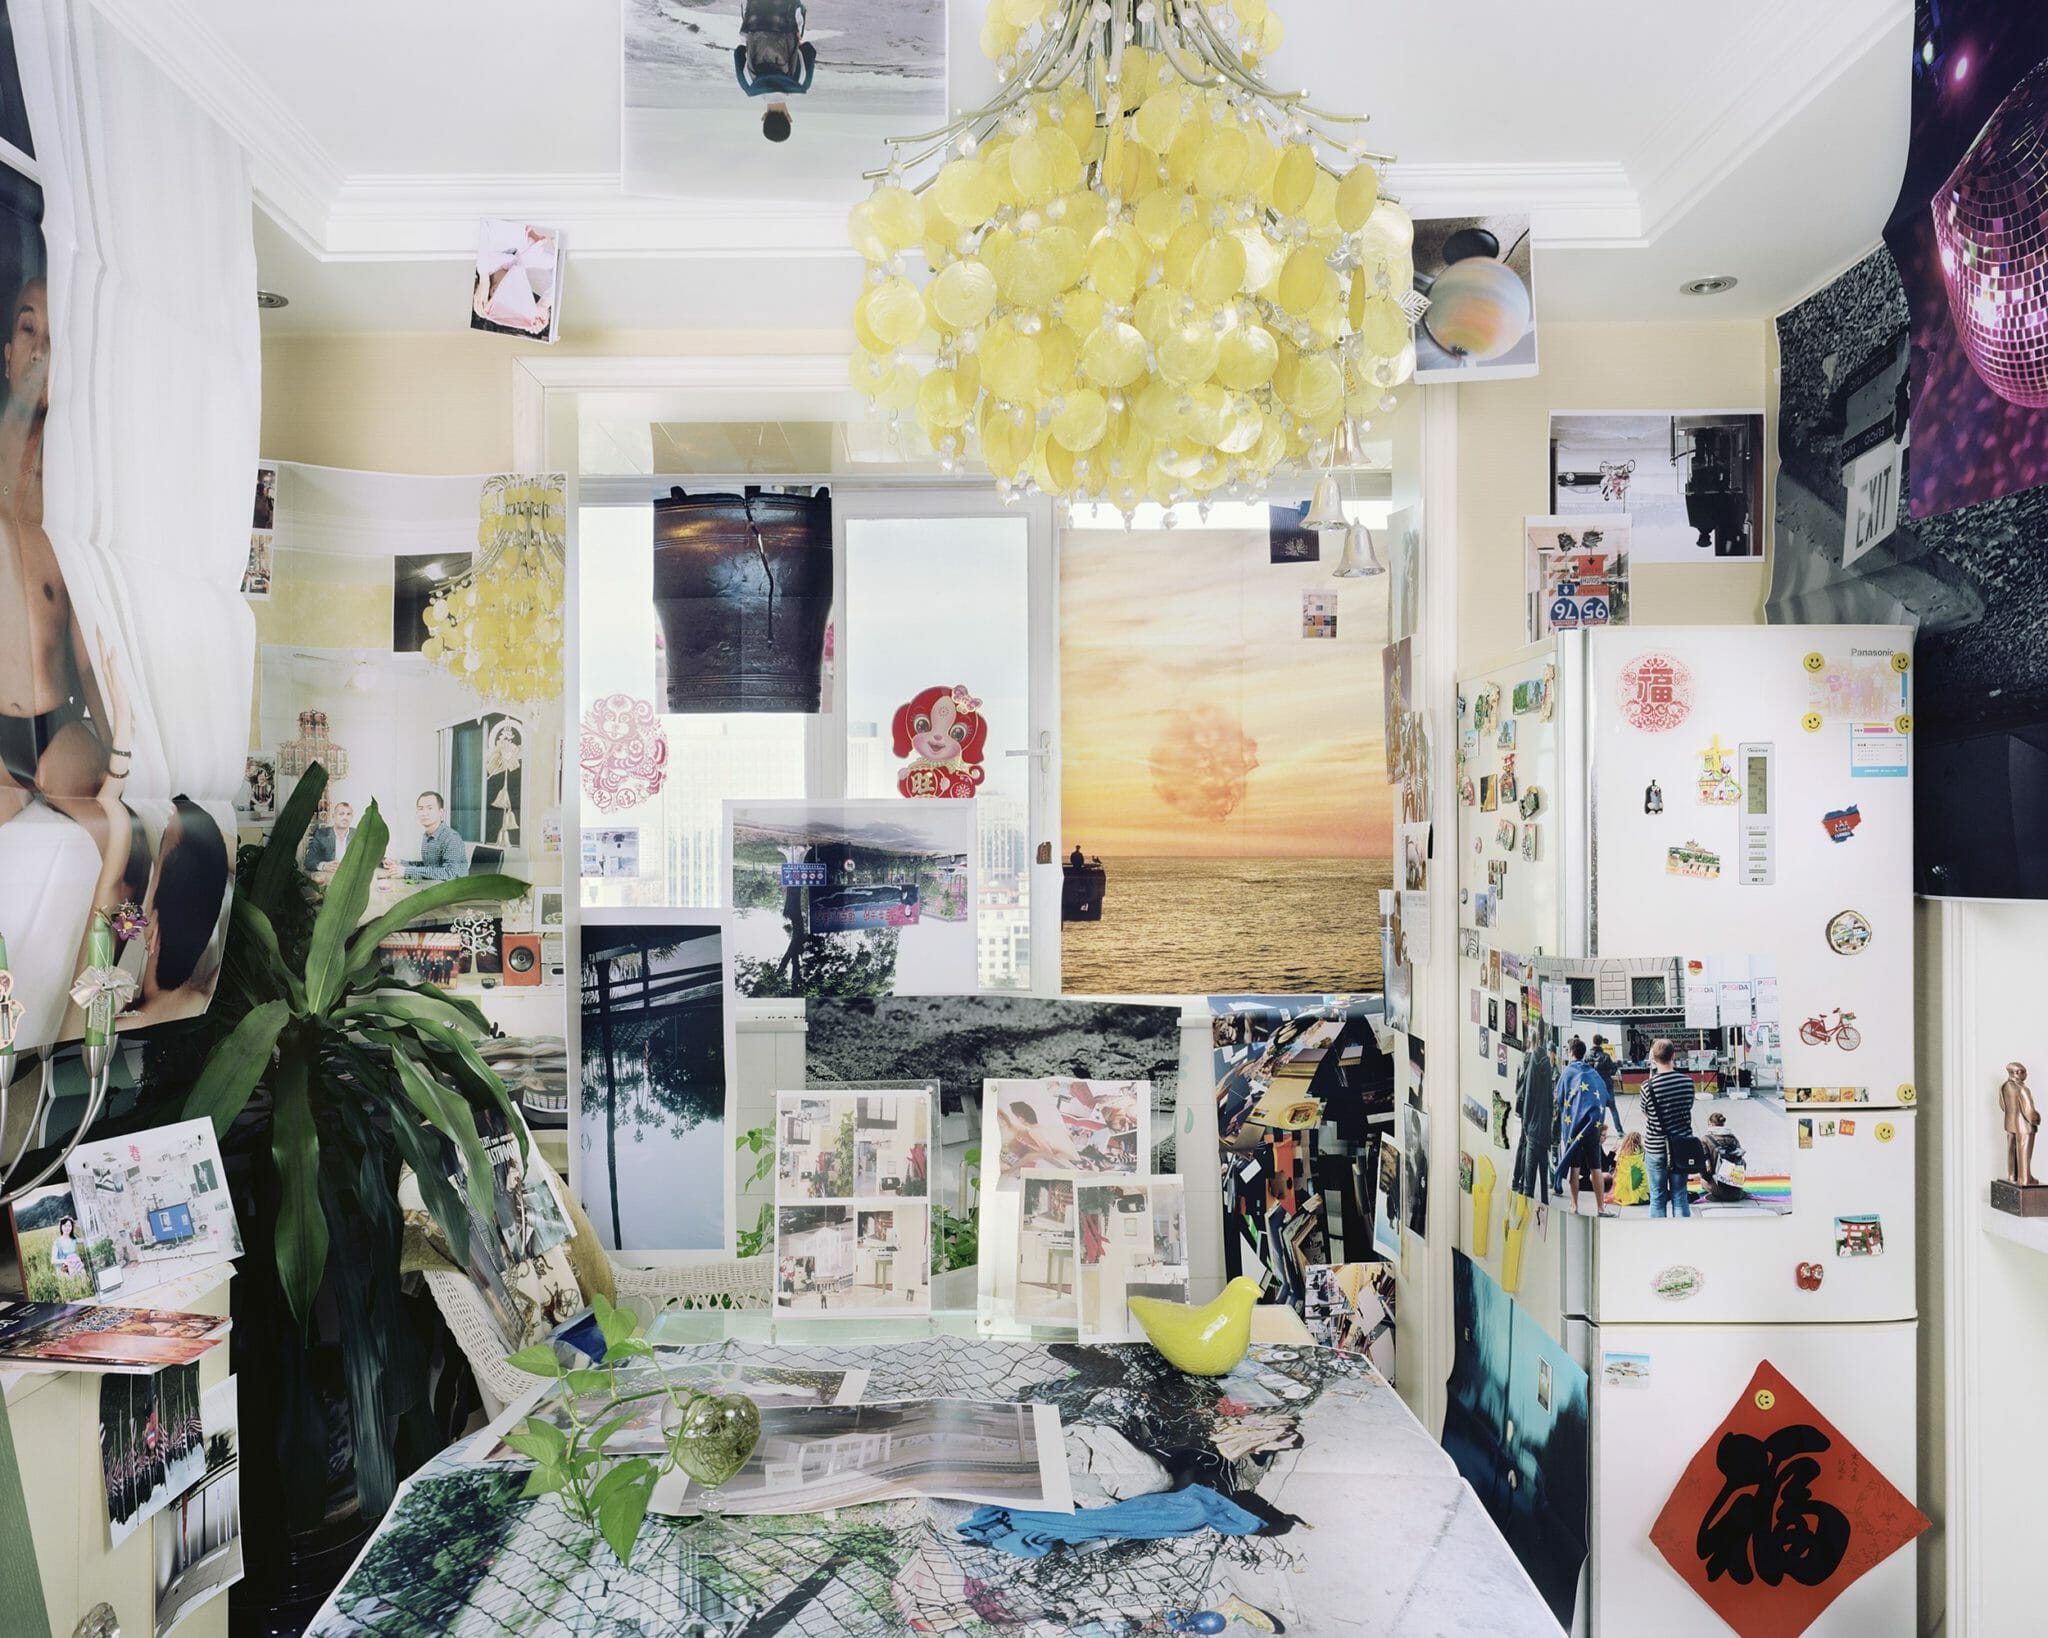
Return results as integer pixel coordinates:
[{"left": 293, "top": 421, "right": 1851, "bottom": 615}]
[
  {"left": 1076, "top": 1177, "right": 1188, "bottom": 1342},
  {"left": 66, "top": 1118, "right": 243, "bottom": 1298},
  {"left": 9, "top": 1183, "right": 97, "bottom": 1303},
  {"left": 0, "top": 1300, "right": 230, "bottom": 1372}
]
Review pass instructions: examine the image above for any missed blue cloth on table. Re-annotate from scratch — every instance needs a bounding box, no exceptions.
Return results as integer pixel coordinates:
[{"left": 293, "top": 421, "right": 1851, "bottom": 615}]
[{"left": 957, "top": 1485, "right": 1264, "bottom": 1558}]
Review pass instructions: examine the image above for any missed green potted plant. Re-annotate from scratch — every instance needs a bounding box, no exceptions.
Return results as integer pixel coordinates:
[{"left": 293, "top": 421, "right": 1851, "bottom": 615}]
[{"left": 174, "top": 763, "right": 528, "bottom": 1624}]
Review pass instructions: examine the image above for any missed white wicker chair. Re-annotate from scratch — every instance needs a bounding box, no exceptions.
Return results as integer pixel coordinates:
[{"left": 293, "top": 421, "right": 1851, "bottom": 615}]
[{"left": 400, "top": 1159, "right": 773, "bottom": 1417}]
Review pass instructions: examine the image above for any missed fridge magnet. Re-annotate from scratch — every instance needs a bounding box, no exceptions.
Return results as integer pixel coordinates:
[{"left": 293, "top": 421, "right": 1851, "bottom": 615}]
[
  {"left": 1497, "top": 1040, "right": 1509, "bottom": 1078},
  {"left": 1479, "top": 776, "right": 1498, "bottom": 811},
  {"left": 1833, "top": 1214, "right": 1884, "bottom": 1256},
  {"left": 1788, "top": 1086, "right": 1869, "bottom": 1105},
  {"left": 1541, "top": 663, "right": 1558, "bottom": 722},
  {"left": 1795, "top": 1261, "right": 1825, "bottom": 1290},
  {"left": 1488, "top": 999, "right": 1500, "bottom": 1030},
  {"left": 1617, "top": 651, "right": 1694, "bottom": 733},
  {"left": 1503, "top": 998, "right": 1520, "bottom": 1047},
  {"left": 1501, "top": 951, "right": 1525, "bottom": 982},
  {"left": 1838, "top": 1118, "right": 1856, "bottom": 1137},
  {"left": 1820, "top": 804, "right": 1862, "bottom": 843},
  {"left": 1462, "top": 1095, "right": 1489, "bottom": 1131},
  {"left": 1469, "top": 990, "right": 1481, "bottom": 1024},
  {"left": 1512, "top": 676, "right": 1546, "bottom": 715},
  {"left": 1825, "top": 909, "right": 1872, "bottom": 955},
  {"left": 1474, "top": 890, "right": 1496, "bottom": 929},
  {"left": 1695, "top": 735, "right": 1742, "bottom": 805},
  {"left": 1874, "top": 1122, "right": 1894, "bottom": 1143},
  {"left": 1898, "top": 1085, "right": 1916, "bottom": 1105},
  {"left": 1490, "top": 1092, "right": 1511, "bottom": 1149},
  {"left": 1817, "top": 1120, "right": 1837, "bottom": 1138},
  {"left": 1602, "top": 1351, "right": 1651, "bottom": 1389},
  {"left": 1802, "top": 711, "right": 1824, "bottom": 734},
  {"left": 1797, "top": 1118, "right": 1813, "bottom": 1149},
  {"left": 1459, "top": 1152, "right": 1475, "bottom": 1192},
  {"left": 1796, "top": 1008, "right": 1862, "bottom": 1050},
  {"left": 1648, "top": 1360, "right": 1929, "bottom": 1638},
  {"left": 1487, "top": 948, "right": 1503, "bottom": 990},
  {"left": 1495, "top": 819, "right": 1518, "bottom": 851},
  {"left": 1302, "top": 589, "right": 1337, "bottom": 639},
  {"left": 1487, "top": 859, "right": 1509, "bottom": 898},
  {"left": 1459, "top": 774, "right": 1478, "bottom": 807},
  {"left": 892, "top": 684, "right": 989, "bottom": 798},
  {"left": 1477, "top": 1027, "right": 1492, "bottom": 1059},
  {"left": 1652, "top": 1264, "right": 1704, "bottom": 1301},
  {"left": 1497, "top": 718, "right": 1517, "bottom": 750},
  {"left": 1521, "top": 824, "right": 1540, "bottom": 862},
  {"left": 580, "top": 693, "right": 670, "bottom": 814},
  {"left": 1498, "top": 754, "right": 1518, "bottom": 803},
  {"left": 1666, "top": 839, "right": 1722, "bottom": 879},
  {"left": 1644, "top": 778, "right": 1664, "bottom": 814},
  {"left": 1518, "top": 787, "right": 1543, "bottom": 819},
  {"left": 1473, "top": 682, "right": 1502, "bottom": 735}
]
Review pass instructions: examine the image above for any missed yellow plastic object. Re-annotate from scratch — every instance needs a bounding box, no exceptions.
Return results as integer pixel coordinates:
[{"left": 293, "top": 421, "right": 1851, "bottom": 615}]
[
  {"left": 1501, "top": 1194, "right": 1530, "bottom": 1293},
  {"left": 1127, "top": 1276, "right": 1261, "bottom": 1376},
  {"left": 1470, "top": 1154, "right": 1497, "bottom": 1256}
]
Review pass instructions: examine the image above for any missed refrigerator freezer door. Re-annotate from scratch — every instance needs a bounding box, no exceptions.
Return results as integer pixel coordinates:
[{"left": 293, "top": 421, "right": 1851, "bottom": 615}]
[
  {"left": 1590, "top": 1110, "right": 1915, "bottom": 1323},
  {"left": 1582, "top": 627, "right": 1915, "bottom": 1107},
  {"left": 1588, "top": 1319, "right": 1918, "bottom": 1638}
]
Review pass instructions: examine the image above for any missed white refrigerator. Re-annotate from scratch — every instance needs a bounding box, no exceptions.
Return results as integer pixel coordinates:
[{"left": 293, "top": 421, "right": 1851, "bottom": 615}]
[{"left": 1453, "top": 626, "right": 1918, "bottom": 1637}]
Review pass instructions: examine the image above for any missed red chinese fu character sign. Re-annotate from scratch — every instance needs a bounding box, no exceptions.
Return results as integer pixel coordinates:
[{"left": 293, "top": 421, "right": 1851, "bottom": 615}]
[
  {"left": 893, "top": 684, "right": 988, "bottom": 799},
  {"left": 1649, "top": 1360, "right": 1928, "bottom": 1638},
  {"left": 1617, "top": 651, "right": 1694, "bottom": 733}
]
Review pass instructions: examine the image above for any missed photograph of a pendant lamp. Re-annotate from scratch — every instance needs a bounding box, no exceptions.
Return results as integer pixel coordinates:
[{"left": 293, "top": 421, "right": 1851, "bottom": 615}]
[{"left": 1412, "top": 215, "right": 1538, "bottom": 381}]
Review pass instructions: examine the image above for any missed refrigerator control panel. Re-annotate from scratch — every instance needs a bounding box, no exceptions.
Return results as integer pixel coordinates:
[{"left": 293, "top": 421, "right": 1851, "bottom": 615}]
[{"left": 1739, "top": 740, "right": 1774, "bottom": 886}]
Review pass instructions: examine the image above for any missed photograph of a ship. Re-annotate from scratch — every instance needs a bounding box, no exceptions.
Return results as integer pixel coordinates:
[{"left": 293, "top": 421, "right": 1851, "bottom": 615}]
[{"left": 1060, "top": 517, "right": 1391, "bottom": 994}]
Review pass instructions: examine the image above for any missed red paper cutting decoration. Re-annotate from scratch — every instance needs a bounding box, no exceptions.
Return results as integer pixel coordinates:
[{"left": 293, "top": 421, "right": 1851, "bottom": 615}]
[
  {"left": 1648, "top": 1360, "right": 1928, "bottom": 1638},
  {"left": 893, "top": 684, "right": 987, "bottom": 799},
  {"left": 1616, "top": 652, "right": 1694, "bottom": 733},
  {"left": 580, "top": 693, "right": 668, "bottom": 814}
]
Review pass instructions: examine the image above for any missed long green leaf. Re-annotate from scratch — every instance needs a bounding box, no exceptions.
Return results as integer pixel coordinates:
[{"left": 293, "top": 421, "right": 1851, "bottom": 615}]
[
  {"left": 183, "top": 1000, "right": 291, "bottom": 1137},
  {"left": 250, "top": 762, "right": 328, "bottom": 918},
  {"left": 389, "top": 1047, "right": 492, "bottom": 1225},
  {"left": 304, "top": 802, "right": 391, "bottom": 1016},
  {"left": 232, "top": 897, "right": 304, "bottom": 1012},
  {"left": 343, "top": 874, "right": 531, "bottom": 985},
  {"left": 389, "top": 1014, "right": 526, "bottom": 1165},
  {"left": 341, "top": 981, "right": 492, "bottom": 1035},
  {"left": 336, "top": 1042, "right": 472, "bottom": 1270},
  {"left": 595, "top": 1460, "right": 657, "bottom": 1567},
  {"left": 270, "top": 1044, "right": 329, "bottom": 1331}
]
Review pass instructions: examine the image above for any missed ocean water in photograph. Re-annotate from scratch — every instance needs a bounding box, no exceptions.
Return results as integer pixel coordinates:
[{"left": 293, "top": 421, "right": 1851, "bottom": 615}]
[{"left": 1060, "top": 856, "right": 1388, "bottom": 995}]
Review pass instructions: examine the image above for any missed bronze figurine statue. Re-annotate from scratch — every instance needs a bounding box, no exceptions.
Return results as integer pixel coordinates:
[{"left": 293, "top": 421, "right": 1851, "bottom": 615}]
[{"left": 2002, "top": 1062, "right": 2040, "bottom": 1187}]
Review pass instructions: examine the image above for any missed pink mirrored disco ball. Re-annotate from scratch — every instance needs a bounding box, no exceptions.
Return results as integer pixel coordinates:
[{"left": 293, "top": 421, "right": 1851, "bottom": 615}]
[{"left": 1933, "top": 58, "right": 2048, "bottom": 408}]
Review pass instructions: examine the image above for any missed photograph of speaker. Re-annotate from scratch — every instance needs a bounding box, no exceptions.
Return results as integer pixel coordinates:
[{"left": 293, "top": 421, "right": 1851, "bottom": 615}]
[{"left": 502, "top": 934, "right": 543, "bottom": 986}]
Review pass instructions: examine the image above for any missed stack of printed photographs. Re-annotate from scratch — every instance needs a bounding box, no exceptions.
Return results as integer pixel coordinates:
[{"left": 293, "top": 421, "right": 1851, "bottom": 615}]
[
  {"left": 977, "top": 1077, "right": 1187, "bottom": 1339},
  {"left": 771, "top": 1089, "right": 934, "bottom": 1319}
]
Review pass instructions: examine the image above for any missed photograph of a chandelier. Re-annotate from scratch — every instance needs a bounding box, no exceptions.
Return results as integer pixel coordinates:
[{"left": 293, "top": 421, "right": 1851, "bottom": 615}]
[
  {"left": 421, "top": 475, "right": 567, "bottom": 705},
  {"left": 848, "top": 0, "right": 1418, "bottom": 512}
]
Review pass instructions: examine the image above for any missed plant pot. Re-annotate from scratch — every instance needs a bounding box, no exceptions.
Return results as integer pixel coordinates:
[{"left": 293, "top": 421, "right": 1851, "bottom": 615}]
[{"left": 652, "top": 487, "right": 833, "bottom": 713}]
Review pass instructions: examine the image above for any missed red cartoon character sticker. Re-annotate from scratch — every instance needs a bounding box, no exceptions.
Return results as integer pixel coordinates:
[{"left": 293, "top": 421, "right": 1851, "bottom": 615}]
[
  {"left": 1617, "top": 652, "right": 1694, "bottom": 734},
  {"left": 894, "top": 684, "right": 988, "bottom": 799}
]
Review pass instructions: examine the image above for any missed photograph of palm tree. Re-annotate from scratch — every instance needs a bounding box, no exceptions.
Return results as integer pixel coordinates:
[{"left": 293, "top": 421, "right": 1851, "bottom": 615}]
[{"left": 576, "top": 909, "right": 736, "bottom": 1253}]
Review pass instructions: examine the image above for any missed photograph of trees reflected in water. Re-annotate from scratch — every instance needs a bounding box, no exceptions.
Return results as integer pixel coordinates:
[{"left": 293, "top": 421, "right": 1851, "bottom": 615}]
[{"left": 578, "top": 916, "right": 736, "bottom": 1252}]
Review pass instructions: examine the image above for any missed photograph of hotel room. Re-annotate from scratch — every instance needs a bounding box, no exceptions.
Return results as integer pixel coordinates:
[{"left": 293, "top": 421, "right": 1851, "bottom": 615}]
[
  {"left": 1532, "top": 955, "right": 1792, "bottom": 1219},
  {"left": 1075, "top": 1178, "right": 1188, "bottom": 1341},
  {"left": 774, "top": 1203, "right": 932, "bottom": 1316},
  {"left": 775, "top": 1091, "right": 930, "bottom": 1201}
]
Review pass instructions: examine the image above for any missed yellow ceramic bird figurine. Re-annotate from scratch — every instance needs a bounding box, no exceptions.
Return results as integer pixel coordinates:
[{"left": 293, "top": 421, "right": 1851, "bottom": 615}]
[{"left": 1127, "top": 1276, "right": 1261, "bottom": 1375}]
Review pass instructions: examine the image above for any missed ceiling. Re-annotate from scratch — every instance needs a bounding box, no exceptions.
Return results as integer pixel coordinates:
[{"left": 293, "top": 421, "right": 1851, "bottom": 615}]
[{"left": 122, "top": 0, "right": 1913, "bottom": 335}]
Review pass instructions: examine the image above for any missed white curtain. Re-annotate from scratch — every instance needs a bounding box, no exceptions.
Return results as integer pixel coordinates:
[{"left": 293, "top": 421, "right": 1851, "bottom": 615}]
[{"left": 2, "top": 0, "right": 256, "bottom": 1048}]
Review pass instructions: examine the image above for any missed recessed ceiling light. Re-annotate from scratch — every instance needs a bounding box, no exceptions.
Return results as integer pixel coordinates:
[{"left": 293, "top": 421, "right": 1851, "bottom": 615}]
[
  {"left": 1681, "top": 275, "right": 1739, "bottom": 297},
  {"left": 256, "top": 289, "right": 289, "bottom": 310}
]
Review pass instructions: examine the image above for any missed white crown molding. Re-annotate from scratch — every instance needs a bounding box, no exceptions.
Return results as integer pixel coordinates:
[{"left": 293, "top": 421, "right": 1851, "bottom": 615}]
[
  {"left": 88, "top": 0, "right": 341, "bottom": 251},
  {"left": 98, "top": 0, "right": 1896, "bottom": 271},
  {"left": 1630, "top": 0, "right": 1906, "bottom": 239}
]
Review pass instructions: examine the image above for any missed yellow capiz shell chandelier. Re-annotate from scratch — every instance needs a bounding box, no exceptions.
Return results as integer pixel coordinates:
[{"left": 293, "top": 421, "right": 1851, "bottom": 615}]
[
  {"left": 848, "top": 0, "right": 1417, "bottom": 512},
  {"left": 421, "top": 474, "right": 567, "bottom": 706}
]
